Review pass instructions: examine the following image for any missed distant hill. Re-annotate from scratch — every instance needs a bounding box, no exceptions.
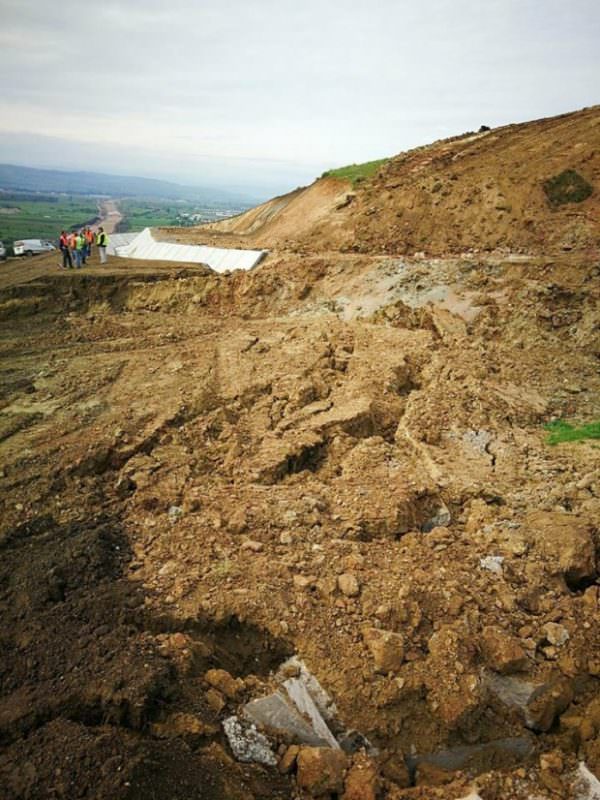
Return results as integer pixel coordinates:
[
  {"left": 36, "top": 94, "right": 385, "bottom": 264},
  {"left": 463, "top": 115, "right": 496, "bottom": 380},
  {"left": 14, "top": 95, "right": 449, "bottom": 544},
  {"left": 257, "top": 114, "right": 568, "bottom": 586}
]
[{"left": 0, "top": 163, "right": 256, "bottom": 205}]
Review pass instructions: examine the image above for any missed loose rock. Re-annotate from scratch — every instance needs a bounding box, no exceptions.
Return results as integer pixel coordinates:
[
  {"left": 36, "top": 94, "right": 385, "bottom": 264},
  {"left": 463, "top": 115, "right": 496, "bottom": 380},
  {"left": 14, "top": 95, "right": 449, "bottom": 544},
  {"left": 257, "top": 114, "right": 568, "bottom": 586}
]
[
  {"left": 296, "top": 747, "right": 348, "bottom": 796},
  {"left": 204, "top": 668, "right": 244, "bottom": 700},
  {"left": 338, "top": 573, "right": 361, "bottom": 597},
  {"left": 363, "top": 627, "right": 405, "bottom": 673},
  {"left": 342, "top": 753, "right": 379, "bottom": 800},
  {"left": 480, "top": 626, "right": 528, "bottom": 674},
  {"left": 222, "top": 715, "right": 277, "bottom": 766},
  {"left": 542, "top": 622, "right": 570, "bottom": 647}
]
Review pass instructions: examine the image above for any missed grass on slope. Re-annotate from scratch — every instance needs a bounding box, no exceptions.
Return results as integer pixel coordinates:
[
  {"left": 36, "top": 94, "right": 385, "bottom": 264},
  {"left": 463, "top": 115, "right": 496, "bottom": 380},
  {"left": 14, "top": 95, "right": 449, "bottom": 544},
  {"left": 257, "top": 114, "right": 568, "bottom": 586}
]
[
  {"left": 322, "top": 158, "right": 389, "bottom": 187},
  {"left": 545, "top": 419, "right": 600, "bottom": 445}
]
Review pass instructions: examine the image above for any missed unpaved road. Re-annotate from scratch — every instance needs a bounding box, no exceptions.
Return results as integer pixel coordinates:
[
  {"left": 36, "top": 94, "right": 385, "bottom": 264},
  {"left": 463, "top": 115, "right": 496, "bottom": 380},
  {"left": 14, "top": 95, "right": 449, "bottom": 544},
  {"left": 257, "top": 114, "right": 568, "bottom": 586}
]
[{"left": 93, "top": 198, "right": 123, "bottom": 234}]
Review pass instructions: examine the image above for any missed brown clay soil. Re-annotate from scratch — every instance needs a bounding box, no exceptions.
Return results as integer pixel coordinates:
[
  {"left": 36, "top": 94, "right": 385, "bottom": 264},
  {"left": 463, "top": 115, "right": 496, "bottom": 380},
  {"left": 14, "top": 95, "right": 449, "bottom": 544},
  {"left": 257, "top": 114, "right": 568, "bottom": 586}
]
[{"left": 0, "top": 107, "right": 600, "bottom": 800}]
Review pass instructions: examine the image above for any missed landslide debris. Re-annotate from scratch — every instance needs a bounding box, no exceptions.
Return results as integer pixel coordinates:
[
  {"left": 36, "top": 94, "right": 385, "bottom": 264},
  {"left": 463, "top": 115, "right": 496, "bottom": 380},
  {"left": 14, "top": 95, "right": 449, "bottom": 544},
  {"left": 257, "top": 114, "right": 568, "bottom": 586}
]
[{"left": 0, "top": 109, "right": 600, "bottom": 799}]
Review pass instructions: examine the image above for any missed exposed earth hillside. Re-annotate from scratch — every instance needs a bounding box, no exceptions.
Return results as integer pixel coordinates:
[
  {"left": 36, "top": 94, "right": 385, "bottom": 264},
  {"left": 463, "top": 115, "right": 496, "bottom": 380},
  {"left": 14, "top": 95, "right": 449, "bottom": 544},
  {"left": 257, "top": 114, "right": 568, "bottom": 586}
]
[
  {"left": 0, "top": 106, "right": 599, "bottom": 800},
  {"left": 162, "top": 105, "right": 600, "bottom": 256}
]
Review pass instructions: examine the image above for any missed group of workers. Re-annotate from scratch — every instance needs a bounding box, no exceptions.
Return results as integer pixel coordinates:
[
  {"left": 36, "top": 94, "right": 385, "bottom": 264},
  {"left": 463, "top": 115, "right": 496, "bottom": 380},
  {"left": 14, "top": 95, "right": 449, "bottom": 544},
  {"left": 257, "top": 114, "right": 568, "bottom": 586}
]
[{"left": 58, "top": 227, "right": 110, "bottom": 269}]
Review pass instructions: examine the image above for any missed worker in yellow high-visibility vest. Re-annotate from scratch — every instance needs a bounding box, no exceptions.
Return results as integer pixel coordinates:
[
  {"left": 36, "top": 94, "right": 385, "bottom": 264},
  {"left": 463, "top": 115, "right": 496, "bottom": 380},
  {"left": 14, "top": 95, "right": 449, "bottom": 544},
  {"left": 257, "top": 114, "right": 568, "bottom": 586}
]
[
  {"left": 74, "top": 231, "right": 86, "bottom": 268},
  {"left": 96, "top": 227, "right": 109, "bottom": 264}
]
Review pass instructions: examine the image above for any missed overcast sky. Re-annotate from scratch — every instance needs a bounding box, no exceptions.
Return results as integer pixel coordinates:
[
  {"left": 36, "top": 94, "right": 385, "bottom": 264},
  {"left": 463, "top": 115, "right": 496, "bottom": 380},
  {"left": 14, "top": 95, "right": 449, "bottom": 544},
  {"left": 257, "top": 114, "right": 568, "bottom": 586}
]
[{"left": 1, "top": 0, "right": 599, "bottom": 198}]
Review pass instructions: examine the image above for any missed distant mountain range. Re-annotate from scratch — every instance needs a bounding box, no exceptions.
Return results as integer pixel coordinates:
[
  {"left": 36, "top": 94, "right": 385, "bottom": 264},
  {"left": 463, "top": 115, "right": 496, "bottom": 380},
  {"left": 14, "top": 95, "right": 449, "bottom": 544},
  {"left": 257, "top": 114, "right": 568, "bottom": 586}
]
[{"left": 0, "top": 163, "right": 257, "bottom": 205}]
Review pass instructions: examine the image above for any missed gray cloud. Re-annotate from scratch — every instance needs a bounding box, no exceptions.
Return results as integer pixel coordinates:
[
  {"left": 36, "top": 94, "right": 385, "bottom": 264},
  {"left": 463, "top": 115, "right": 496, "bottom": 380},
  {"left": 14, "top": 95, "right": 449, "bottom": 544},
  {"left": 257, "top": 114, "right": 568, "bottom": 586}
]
[{"left": 1, "top": 0, "right": 599, "bottom": 194}]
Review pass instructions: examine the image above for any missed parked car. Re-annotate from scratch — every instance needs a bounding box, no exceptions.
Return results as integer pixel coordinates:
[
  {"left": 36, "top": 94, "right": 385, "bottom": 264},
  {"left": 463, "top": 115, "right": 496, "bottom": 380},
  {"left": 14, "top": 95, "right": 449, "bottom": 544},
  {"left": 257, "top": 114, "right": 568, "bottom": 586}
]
[
  {"left": 13, "top": 239, "right": 56, "bottom": 257},
  {"left": 0, "top": 241, "right": 6, "bottom": 261}
]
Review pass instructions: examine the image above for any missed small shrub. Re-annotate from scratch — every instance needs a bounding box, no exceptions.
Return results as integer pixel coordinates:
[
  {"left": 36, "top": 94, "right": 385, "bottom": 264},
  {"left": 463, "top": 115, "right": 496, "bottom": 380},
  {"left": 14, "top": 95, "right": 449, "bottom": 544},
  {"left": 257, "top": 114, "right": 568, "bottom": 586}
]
[
  {"left": 543, "top": 169, "right": 593, "bottom": 207},
  {"left": 544, "top": 419, "right": 600, "bottom": 445}
]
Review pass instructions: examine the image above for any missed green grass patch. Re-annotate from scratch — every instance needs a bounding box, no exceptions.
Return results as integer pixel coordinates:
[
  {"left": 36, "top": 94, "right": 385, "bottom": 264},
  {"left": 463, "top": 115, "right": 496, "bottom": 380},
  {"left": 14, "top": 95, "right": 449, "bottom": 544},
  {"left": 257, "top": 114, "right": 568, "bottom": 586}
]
[
  {"left": 322, "top": 158, "right": 389, "bottom": 187},
  {"left": 543, "top": 169, "right": 593, "bottom": 207},
  {"left": 544, "top": 418, "right": 600, "bottom": 445},
  {"left": 0, "top": 197, "right": 98, "bottom": 248}
]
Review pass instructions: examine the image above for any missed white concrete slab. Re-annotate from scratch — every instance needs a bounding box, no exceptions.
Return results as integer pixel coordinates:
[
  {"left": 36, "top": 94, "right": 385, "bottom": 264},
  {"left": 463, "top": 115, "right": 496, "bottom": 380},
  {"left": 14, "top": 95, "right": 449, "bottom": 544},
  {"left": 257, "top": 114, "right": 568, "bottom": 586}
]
[
  {"left": 114, "top": 227, "right": 266, "bottom": 272},
  {"left": 106, "top": 233, "right": 137, "bottom": 255},
  {"left": 283, "top": 677, "right": 340, "bottom": 749}
]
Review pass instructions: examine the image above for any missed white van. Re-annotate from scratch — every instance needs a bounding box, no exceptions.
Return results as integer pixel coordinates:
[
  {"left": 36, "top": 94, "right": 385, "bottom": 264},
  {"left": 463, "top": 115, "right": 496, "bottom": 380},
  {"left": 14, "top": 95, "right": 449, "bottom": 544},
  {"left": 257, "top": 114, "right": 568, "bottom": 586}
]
[{"left": 13, "top": 239, "right": 56, "bottom": 257}]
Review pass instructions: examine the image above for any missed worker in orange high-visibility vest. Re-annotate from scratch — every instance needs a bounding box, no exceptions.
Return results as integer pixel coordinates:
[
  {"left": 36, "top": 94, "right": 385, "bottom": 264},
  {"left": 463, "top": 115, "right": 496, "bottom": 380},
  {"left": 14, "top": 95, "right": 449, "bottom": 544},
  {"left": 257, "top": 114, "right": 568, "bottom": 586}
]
[
  {"left": 84, "top": 228, "right": 94, "bottom": 260},
  {"left": 59, "top": 230, "right": 73, "bottom": 269}
]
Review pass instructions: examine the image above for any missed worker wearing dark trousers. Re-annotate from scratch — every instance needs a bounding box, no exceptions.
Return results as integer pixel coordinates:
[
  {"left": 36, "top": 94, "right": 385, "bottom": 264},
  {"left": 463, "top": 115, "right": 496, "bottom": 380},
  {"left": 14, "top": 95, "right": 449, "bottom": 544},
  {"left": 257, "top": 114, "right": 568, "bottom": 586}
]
[{"left": 59, "top": 231, "right": 73, "bottom": 269}]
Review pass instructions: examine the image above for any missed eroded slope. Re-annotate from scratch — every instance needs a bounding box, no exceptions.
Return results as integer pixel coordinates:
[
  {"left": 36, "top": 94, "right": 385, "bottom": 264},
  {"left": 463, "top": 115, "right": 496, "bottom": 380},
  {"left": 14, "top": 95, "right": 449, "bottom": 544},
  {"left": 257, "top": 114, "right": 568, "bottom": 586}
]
[{"left": 167, "top": 105, "right": 600, "bottom": 257}]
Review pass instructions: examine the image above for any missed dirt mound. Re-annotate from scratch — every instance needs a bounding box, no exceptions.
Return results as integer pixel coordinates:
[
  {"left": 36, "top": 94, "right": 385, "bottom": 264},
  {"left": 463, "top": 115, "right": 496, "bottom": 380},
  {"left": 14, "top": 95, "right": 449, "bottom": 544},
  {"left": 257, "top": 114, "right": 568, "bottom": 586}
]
[
  {"left": 1, "top": 243, "right": 599, "bottom": 799},
  {"left": 0, "top": 510, "right": 292, "bottom": 800},
  {"left": 346, "top": 105, "right": 600, "bottom": 256}
]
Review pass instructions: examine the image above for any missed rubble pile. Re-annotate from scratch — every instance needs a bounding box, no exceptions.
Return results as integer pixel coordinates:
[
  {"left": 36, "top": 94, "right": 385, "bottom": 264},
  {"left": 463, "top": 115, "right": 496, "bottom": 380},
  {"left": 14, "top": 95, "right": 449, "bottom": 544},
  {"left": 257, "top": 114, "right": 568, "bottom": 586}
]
[{"left": 0, "top": 106, "right": 599, "bottom": 799}]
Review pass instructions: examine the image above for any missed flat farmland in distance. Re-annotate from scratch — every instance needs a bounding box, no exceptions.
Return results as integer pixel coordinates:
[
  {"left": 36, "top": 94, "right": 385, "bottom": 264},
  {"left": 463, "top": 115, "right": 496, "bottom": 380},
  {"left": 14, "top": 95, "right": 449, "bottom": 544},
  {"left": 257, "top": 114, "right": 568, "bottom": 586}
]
[
  {"left": 117, "top": 199, "right": 181, "bottom": 232},
  {"left": 117, "top": 198, "right": 251, "bottom": 233},
  {"left": 0, "top": 195, "right": 99, "bottom": 247}
]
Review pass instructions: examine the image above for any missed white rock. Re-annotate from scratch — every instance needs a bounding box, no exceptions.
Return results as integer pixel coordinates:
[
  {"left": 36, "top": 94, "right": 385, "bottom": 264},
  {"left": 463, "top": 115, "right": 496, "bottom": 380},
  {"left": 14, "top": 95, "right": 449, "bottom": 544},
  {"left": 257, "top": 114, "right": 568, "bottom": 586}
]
[
  {"left": 543, "top": 622, "right": 570, "bottom": 647},
  {"left": 480, "top": 555, "right": 504, "bottom": 574},
  {"left": 222, "top": 715, "right": 277, "bottom": 766},
  {"left": 168, "top": 505, "right": 183, "bottom": 521},
  {"left": 573, "top": 762, "right": 600, "bottom": 800}
]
